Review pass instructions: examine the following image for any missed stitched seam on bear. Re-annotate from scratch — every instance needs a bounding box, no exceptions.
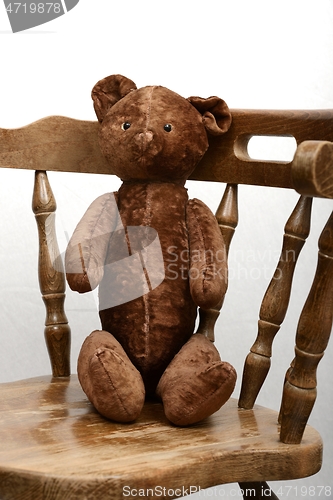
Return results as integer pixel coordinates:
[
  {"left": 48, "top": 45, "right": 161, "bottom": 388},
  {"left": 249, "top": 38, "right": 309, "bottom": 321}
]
[
  {"left": 191, "top": 202, "right": 209, "bottom": 295},
  {"left": 137, "top": 86, "right": 154, "bottom": 169},
  {"left": 141, "top": 183, "right": 153, "bottom": 367},
  {"left": 78, "top": 242, "right": 88, "bottom": 276},
  {"left": 85, "top": 193, "right": 116, "bottom": 270},
  {"left": 142, "top": 294, "right": 150, "bottom": 368},
  {"left": 144, "top": 87, "right": 154, "bottom": 136},
  {"left": 96, "top": 350, "right": 132, "bottom": 418},
  {"left": 123, "top": 225, "right": 132, "bottom": 256}
]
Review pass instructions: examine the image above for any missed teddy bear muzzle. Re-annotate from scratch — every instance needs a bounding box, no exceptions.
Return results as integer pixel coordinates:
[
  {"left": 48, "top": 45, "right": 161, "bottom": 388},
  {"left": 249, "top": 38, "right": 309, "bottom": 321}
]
[
  {"left": 134, "top": 130, "right": 153, "bottom": 149},
  {"left": 133, "top": 129, "right": 162, "bottom": 166}
]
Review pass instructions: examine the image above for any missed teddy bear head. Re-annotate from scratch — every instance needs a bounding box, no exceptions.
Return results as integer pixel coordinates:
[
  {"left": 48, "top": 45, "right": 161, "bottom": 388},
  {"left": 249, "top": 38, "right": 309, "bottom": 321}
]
[{"left": 91, "top": 75, "right": 232, "bottom": 185}]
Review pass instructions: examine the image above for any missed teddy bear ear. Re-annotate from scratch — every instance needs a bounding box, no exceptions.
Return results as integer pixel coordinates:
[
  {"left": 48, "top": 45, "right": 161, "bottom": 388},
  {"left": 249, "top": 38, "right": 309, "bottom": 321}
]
[
  {"left": 92, "top": 75, "right": 137, "bottom": 122},
  {"left": 187, "top": 96, "right": 232, "bottom": 136}
]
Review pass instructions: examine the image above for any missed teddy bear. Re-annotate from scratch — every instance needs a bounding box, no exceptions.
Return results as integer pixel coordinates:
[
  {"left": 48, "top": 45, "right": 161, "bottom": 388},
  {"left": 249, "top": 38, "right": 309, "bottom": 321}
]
[{"left": 65, "top": 74, "right": 237, "bottom": 426}]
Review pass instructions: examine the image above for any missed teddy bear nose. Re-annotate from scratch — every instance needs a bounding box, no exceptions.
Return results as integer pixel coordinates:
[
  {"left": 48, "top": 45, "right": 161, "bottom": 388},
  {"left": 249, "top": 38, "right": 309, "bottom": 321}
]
[
  {"left": 134, "top": 130, "right": 163, "bottom": 162},
  {"left": 135, "top": 130, "right": 154, "bottom": 149}
]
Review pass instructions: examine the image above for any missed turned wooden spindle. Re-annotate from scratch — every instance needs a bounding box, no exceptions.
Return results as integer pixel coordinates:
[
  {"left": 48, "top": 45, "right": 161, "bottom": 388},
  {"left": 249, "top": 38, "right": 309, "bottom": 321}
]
[
  {"left": 32, "top": 170, "right": 71, "bottom": 377},
  {"left": 196, "top": 184, "right": 238, "bottom": 342},
  {"left": 280, "top": 210, "right": 333, "bottom": 444},
  {"left": 239, "top": 196, "right": 313, "bottom": 409},
  {"left": 216, "top": 184, "right": 239, "bottom": 253}
]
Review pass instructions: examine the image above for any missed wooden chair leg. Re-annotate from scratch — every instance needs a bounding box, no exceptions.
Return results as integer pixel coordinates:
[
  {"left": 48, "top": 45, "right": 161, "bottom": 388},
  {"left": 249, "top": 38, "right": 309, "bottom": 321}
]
[{"left": 239, "top": 482, "right": 279, "bottom": 499}]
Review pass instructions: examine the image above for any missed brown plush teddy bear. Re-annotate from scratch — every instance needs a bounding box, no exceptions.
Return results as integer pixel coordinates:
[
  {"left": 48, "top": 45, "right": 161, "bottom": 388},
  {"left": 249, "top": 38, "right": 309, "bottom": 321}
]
[{"left": 65, "top": 74, "right": 237, "bottom": 426}]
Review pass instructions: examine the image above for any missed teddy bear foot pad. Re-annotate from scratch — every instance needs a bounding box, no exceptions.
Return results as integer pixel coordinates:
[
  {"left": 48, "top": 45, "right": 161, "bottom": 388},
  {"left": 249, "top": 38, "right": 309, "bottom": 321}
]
[
  {"left": 156, "top": 333, "right": 237, "bottom": 426},
  {"left": 77, "top": 330, "right": 145, "bottom": 422}
]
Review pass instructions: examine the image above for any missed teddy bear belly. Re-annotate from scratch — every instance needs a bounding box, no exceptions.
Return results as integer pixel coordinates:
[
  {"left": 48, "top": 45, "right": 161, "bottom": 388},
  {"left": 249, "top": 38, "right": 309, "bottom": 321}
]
[
  {"left": 99, "top": 280, "right": 197, "bottom": 394},
  {"left": 98, "top": 231, "right": 197, "bottom": 393},
  {"left": 98, "top": 181, "right": 197, "bottom": 393}
]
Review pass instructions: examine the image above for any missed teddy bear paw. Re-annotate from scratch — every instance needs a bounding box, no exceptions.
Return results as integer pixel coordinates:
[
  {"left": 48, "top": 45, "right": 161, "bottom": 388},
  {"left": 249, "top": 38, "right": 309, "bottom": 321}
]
[
  {"left": 158, "top": 361, "right": 236, "bottom": 426},
  {"left": 156, "top": 333, "right": 236, "bottom": 426},
  {"left": 78, "top": 331, "right": 145, "bottom": 422}
]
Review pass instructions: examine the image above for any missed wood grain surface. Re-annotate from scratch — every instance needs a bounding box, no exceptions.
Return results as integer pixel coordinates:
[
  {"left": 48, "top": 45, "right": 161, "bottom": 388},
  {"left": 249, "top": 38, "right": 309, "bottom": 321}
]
[
  {"left": 0, "top": 376, "right": 323, "bottom": 500},
  {"left": 32, "top": 170, "right": 71, "bottom": 377},
  {"left": 0, "top": 110, "right": 333, "bottom": 196},
  {"left": 0, "top": 109, "right": 332, "bottom": 499}
]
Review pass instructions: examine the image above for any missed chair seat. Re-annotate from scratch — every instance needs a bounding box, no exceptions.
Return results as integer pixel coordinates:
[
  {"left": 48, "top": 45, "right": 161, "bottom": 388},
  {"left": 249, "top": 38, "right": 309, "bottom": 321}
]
[{"left": 0, "top": 375, "right": 322, "bottom": 500}]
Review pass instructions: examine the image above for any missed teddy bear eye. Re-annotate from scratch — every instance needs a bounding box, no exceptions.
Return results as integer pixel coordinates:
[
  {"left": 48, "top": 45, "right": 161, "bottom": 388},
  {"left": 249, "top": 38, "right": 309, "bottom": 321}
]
[
  {"left": 122, "top": 122, "right": 131, "bottom": 131},
  {"left": 164, "top": 124, "right": 172, "bottom": 132}
]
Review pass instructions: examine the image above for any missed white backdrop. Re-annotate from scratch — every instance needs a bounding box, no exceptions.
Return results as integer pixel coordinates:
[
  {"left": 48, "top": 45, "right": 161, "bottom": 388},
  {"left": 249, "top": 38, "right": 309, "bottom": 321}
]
[{"left": 0, "top": 1, "right": 332, "bottom": 498}]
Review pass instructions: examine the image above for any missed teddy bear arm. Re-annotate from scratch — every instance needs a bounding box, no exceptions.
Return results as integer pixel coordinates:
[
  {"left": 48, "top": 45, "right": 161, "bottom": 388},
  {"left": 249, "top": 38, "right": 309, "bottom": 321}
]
[
  {"left": 65, "top": 192, "right": 120, "bottom": 293},
  {"left": 186, "top": 198, "right": 228, "bottom": 309}
]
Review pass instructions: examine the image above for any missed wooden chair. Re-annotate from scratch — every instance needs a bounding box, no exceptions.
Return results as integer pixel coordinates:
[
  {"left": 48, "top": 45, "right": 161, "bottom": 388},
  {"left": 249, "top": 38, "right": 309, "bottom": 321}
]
[{"left": 0, "top": 109, "right": 332, "bottom": 499}]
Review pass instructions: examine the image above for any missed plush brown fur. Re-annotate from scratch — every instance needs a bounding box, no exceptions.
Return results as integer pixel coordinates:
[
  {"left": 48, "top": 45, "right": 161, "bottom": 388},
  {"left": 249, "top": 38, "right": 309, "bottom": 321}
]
[{"left": 65, "top": 75, "right": 236, "bottom": 425}]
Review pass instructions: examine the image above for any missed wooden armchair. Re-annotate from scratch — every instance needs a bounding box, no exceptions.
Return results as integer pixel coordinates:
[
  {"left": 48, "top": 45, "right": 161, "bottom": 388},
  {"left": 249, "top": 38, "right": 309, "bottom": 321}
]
[{"left": 0, "top": 108, "right": 332, "bottom": 499}]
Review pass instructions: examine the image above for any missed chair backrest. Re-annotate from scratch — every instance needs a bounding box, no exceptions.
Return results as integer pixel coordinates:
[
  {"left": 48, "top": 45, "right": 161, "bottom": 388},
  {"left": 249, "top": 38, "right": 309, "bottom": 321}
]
[{"left": 1, "top": 108, "right": 332, "bottom": 446}]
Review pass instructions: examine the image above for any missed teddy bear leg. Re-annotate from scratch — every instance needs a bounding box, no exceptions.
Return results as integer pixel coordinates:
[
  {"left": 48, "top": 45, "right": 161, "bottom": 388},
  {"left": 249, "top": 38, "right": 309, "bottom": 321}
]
[
  {"left": 156, "top": 333, "right": 236, "bottom": 426},
  {"left": 77, "top": 330, "right": 145, "bottom": 422}
]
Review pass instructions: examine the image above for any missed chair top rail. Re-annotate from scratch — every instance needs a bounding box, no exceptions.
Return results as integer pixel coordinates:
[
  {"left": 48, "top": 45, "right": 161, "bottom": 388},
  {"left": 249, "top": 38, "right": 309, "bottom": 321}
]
[{"left": 0, "top": 109, "right": 332, "bottom": 197}]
